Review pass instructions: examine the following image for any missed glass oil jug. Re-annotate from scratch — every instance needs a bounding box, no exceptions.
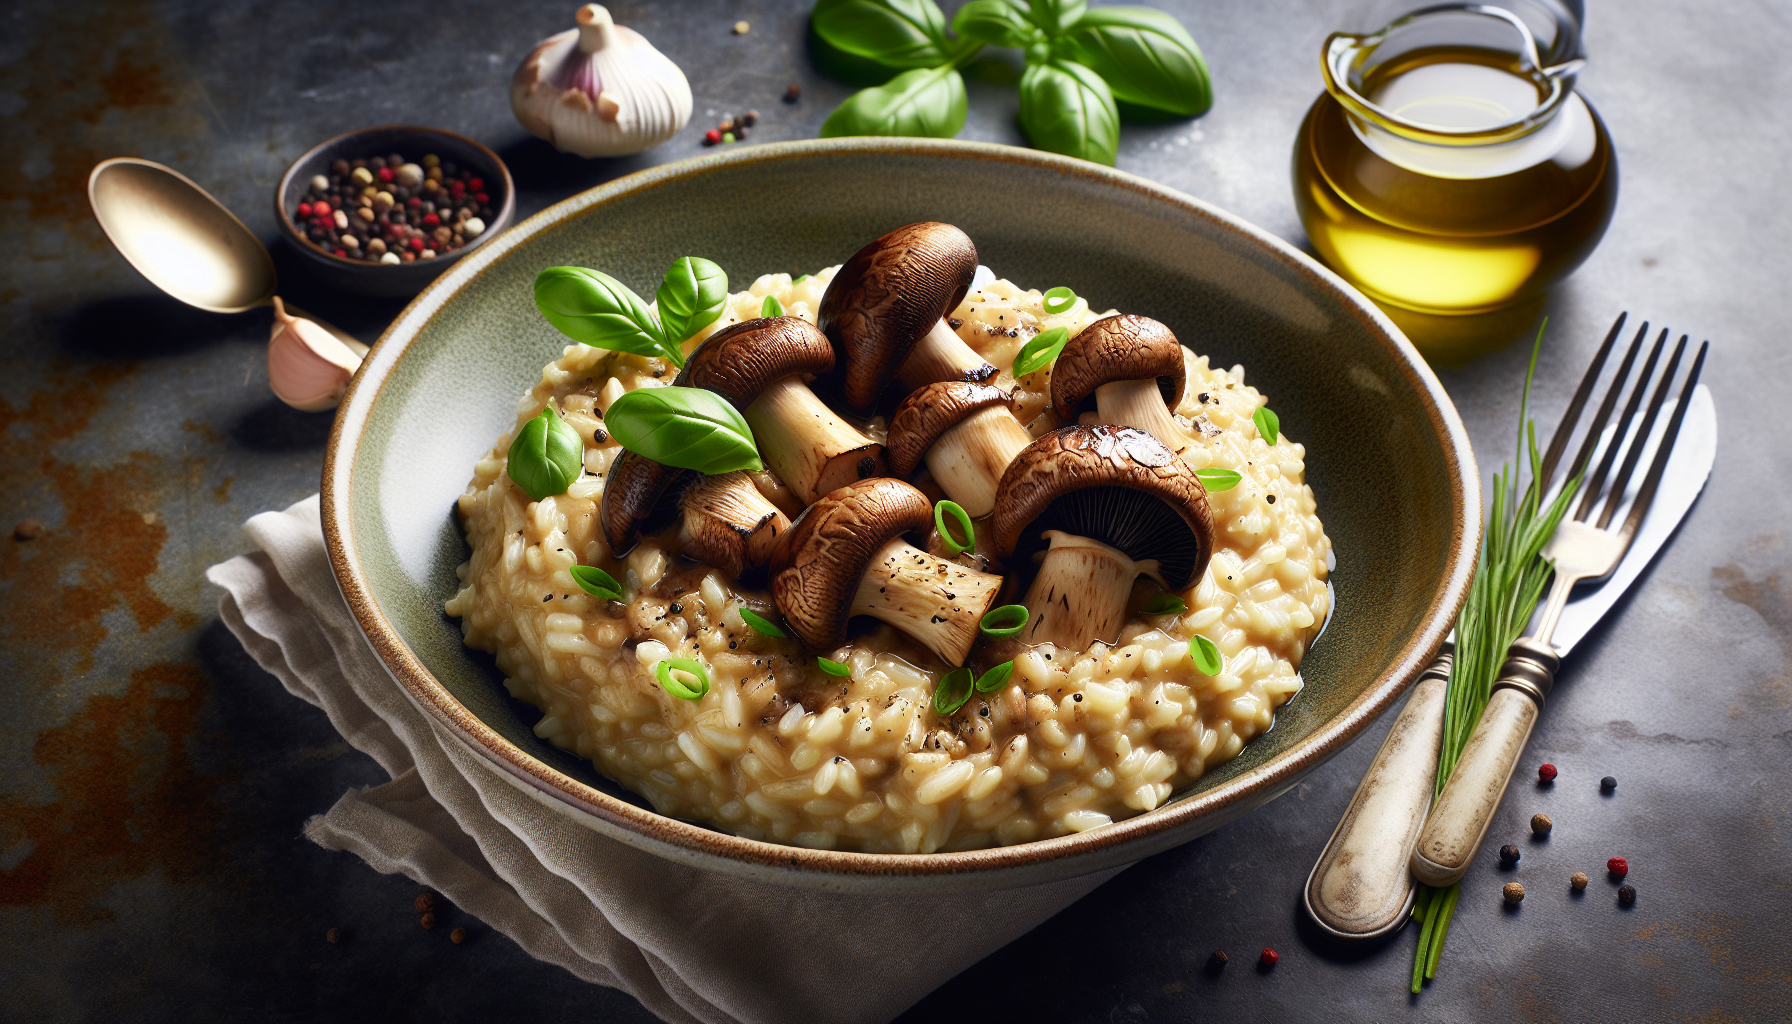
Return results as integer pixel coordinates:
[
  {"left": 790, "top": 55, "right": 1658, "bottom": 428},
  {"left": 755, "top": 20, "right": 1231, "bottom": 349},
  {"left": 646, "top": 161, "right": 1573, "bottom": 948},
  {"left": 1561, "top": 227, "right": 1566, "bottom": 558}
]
[{"left": 1293, "top": 2, "right": 1616, "bottom": 315}]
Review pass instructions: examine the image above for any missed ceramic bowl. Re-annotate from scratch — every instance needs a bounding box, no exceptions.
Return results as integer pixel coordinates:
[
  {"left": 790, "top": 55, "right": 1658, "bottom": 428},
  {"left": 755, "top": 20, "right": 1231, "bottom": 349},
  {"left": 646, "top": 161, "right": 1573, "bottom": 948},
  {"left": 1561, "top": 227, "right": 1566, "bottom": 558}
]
[
  {"left": 275, "top": 125, "right": 516, "bottom": 299},
  {"left": 322, "top": 139, "right": 1479, "bottom": 894}
]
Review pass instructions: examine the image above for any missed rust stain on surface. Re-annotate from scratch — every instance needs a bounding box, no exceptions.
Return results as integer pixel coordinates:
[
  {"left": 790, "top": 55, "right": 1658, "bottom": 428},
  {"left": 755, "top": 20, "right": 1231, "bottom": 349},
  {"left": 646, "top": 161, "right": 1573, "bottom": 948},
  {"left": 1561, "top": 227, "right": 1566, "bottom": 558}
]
[
  {"left": 1713, "top": 563, "right": 1792, "bottom": 707},
  {"left": 0, "top": 662, "right": 221, "bottom": 925}
]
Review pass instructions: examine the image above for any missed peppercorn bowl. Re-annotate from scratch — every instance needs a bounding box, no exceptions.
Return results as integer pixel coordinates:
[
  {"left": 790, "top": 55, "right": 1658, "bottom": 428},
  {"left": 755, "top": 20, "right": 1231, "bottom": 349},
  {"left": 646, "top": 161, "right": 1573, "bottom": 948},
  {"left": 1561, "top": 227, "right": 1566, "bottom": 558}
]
[
  {"left": 276, "top": 125, "right": 516, "bottom": 299},
  {"left": 322, "top": 137, "right": 1479, "bottom": 893}
]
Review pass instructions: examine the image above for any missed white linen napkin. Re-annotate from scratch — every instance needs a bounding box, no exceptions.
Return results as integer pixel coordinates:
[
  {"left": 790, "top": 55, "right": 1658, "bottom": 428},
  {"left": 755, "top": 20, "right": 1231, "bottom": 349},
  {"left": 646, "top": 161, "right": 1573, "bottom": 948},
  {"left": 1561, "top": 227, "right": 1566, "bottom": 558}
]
[{"left": 206, "top": 497, "right": 1122, "bottom": 1024}]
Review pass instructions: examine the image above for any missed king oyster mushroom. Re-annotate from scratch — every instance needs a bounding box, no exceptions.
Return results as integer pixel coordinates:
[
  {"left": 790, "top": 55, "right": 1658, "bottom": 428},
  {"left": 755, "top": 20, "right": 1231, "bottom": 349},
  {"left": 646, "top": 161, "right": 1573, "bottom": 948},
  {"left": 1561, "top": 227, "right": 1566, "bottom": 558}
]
[
  {"left": 677, "top": 315, "right": 884, "bottom": 505},
  {"left": 993, "top": 425, "right": 1214, "bottom": 651},
  {"left": 1050, "top": 315, "right": 1191, "bottom": 459},
  {"left": 599, "top": 451, "right": 789, "bottom": 577},
  {"left": 886, "top": 381, "right": 1033, "bottom": 518},
  {"left": 817, "top": 222, "right": 990, "bottom": 415},
  {"left": 770, "top": 478, "right": 1003, "bottom": 667}
]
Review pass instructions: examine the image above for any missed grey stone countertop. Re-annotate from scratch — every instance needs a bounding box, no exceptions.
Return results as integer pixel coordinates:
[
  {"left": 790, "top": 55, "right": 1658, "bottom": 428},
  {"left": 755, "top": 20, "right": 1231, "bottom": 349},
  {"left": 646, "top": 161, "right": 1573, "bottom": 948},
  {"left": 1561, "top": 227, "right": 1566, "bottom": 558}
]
[{"left": 2, "top": 0, "right": 1787, "bottom": 1020}]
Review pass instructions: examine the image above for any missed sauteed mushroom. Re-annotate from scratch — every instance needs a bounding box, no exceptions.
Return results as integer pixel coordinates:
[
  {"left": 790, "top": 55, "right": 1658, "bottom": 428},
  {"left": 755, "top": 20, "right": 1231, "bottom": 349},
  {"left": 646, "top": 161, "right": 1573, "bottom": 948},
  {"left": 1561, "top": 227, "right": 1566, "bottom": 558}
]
[
  {"left": 600, "top": 451, "right": 789, "bottom": 576},
  {"left": 993, "top": 425, "right": 1213, "bottom": 651},
  {"left": 771, "top": 477, "right": 1003, "bottom": 667},
  {"left": 678, "top": 315, "right": 884, "bottom": 504},
  {"left": 886, "top": 381, "right": 1033, "bottom": 518},
  {"left": 817, "top": 222, "right": 989, "bottom": 414},
  {"left": 1050, "top": 315, "right": 1190, "bottom": 457}
]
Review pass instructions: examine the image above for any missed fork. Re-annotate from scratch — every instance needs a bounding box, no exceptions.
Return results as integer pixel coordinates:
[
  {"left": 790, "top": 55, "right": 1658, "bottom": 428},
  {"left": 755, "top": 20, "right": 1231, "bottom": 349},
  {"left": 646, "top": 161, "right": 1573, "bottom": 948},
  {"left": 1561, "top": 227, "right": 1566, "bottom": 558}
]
[{"left": 1408, "top": 317, "right": 1710, "bottom": 887}]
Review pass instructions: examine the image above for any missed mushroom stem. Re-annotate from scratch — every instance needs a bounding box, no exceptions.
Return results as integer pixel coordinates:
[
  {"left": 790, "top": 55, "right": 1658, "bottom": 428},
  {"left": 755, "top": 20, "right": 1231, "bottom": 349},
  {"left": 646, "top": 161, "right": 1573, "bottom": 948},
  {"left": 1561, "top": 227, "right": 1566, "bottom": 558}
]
[
  {"left": 924, "top": 406, "right": 1033, "bottom": 518},
  {"left": 1021, "top": 531, "right": 1161, "bottom": 650},
  {"left": 744, "top": 377, "right": 884, "bottom": 504},
  {"left": 850, "top": 538, "right": 1003, "bottom": 666},
  {"left": 898, "top": 319, "right": 996, "bottom": 391},
  {"left": 677, "top": 471, "right": 789, "bottom": 577},
  {"left": 1095, "top": 379, "right": 1189, "bottom": 458}
]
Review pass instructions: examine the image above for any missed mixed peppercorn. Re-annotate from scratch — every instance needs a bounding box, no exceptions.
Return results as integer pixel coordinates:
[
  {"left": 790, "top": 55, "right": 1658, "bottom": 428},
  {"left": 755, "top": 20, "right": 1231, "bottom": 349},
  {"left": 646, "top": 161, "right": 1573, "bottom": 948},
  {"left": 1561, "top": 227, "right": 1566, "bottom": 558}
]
[{"left": 292, "top": 153, "right": 496, "bottom": 264}]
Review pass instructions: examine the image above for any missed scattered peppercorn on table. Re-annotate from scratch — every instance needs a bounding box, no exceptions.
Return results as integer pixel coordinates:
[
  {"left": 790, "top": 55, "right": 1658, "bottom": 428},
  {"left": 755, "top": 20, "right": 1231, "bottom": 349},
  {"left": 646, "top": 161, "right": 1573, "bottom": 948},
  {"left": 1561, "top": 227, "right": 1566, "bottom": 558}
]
[{"left": 6, "top": 0, "right": 1789, "bottom": 1021}]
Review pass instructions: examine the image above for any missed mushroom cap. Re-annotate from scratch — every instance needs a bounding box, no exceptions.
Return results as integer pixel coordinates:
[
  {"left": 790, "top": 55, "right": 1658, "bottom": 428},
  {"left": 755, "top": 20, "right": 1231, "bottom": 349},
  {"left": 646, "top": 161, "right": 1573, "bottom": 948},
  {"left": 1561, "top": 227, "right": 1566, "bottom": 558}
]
[
  {"left": 993, "top": 424, "right": 1213, "bottom": 590},
  {"left": 769, "top": 477, "right": 934, "bottom": 650},
  {"left": 676, "top": 316, "right": 835, "bottom": 409},
  {"left": 885, "top": 381, "right": 1014, "bottom": 477},
  {"left": 817, "top": 222, "right": 979, "bottom": 415},
  {"left": 600, "top": 449, "right": 691, "bottom": 555},
  {"left": 1049, "top": 315, "right": 1187, "bottom": 423}
]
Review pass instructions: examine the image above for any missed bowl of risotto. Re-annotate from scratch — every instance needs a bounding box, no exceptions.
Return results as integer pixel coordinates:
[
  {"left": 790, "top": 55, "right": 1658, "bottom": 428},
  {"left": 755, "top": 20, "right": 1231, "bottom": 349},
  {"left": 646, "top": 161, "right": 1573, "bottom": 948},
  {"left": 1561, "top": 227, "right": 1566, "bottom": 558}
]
[{"left": 322, "top": 138, "right": 1478, "bottom": 893}]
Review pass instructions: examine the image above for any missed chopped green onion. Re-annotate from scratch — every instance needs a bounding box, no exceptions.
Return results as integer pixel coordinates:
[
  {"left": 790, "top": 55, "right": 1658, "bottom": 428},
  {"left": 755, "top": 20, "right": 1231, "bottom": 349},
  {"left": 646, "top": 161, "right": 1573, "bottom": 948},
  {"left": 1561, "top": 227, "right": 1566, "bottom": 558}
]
[
  {"left": 1195, "top": 467, "right": 1241, "bottom": 491},
  {"left": 760, "top": 294, "right": 784, "bottom": 317},
  {"left": 793, "top": 274, "right": 810, "bottom": 283},
  {"left": 1141, "top": 593, "right": 1186, "bottom": 615},
  {"left": 655, "top": 657, "right": 710, "bottom": 700},
  {"left": 569, "top": 564, "right": 622, "bottom": 600},
  {"left": 738, "top": 607, "right": 786, "bottom": 638},
  {"left": 817, "top": 656, "right": 851, "bottom": 677},
  {"left": 1011, "top": 326, "right": 1070, "bottom": 378},
  {"left": 933, "top": 666, "right": 974, "bottom": 715},
  {"left": 974, "top": 660, "right": 1015, "bottom": 694},
  {"left": 980, "top": 604, "right": 1029, "bottom": 638},
  {"left": 1188, "top": 634, "right": 1223, "bottom": 675},
  {"left": 1041, "top": 286, "right": 1077, "bottom": 315},
  {"left": 934, "top": 499, "right": 975, "bottom": 554},
  {"left": 1253, "top": 406, "right": 1280, "bottom": 445}
]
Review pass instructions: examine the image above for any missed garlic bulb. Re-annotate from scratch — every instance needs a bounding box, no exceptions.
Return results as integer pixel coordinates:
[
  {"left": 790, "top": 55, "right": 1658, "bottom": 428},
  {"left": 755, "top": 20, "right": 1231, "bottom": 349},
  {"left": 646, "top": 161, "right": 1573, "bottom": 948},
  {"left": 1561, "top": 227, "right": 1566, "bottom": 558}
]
[
  {"left": 512, "top": 5, "right": 692, "bottom": 158},
  {"left": 267, "top": 298, "right": 366, "bottom": 412}
]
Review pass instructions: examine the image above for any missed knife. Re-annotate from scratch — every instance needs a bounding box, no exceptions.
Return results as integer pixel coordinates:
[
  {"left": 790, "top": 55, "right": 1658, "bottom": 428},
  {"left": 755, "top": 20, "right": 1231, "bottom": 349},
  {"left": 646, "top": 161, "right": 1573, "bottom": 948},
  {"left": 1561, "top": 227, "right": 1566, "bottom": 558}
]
[{"left": 1304, "top": 384, "right": 1715, "bottom": 939}]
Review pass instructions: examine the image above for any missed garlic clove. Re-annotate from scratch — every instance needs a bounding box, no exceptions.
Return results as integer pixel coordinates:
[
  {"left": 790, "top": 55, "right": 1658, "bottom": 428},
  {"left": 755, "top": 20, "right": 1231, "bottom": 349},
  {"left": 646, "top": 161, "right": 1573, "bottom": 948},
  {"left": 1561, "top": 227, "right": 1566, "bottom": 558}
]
[
  {"left": 267, "top": 297, "right": 363, "bottom": 412},
  {"left": 511, "top": 4, "right": 692, "bottom": 158}
]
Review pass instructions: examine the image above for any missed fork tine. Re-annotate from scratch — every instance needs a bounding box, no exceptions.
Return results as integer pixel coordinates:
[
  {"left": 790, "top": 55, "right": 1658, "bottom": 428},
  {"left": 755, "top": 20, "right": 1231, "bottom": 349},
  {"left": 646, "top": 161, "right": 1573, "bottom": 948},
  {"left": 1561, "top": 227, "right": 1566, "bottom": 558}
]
[
  {"left": 1575, "top": 327, "right": 1666, "bottom": 521},
  {"left": 1617, "top": 340, "right": 1709, "bottom": 545},
  {"left": 1598, "top": 334, "right": 1688, "bottom": 529},
  {"left": 1538, "top": 312, "right": 1625, "bottom": 491},
  {"left": 1561, "top": 318, "right": 1648, "bottom": 495}
]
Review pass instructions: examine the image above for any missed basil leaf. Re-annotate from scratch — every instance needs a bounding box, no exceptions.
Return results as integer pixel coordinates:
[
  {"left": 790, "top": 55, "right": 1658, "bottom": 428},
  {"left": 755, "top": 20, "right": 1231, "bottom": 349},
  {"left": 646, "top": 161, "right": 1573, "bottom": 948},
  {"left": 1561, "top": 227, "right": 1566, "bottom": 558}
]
[
  {"left": 1063, "top": 6, "right": 1212, "bottom": 118},
  {"left": 507, "top": 406, "right": 583, "bottom": 501},
  {"left": 1024, "top": 0, "right": 1086, "bottom": 34},
  {"left": 818, "top": 656, "right": 852, "bottom": 677},
  {"left": 534, "top": 267, "right": 667, "bottom": 362},
  {"left": 1253, "top": 405, "right": 1280, "bottom": 445},
  {"left": 1012, "top": 325, "right": 1070, "bottom": 378},
  {"left": 953, "top": 0, "right": 1040, "bottom": 48},
  {"left": 760, "top": 294, "right": 784, "bottom": 318},
  {"left": 1018, "top": 59, "right": 1119, "bottom": 165},
  {"left": 1189, "top": 634, "right": 1223, "bottom": 675},
  {"left": 812, "top": 0, "right": 952, "bottom": 68},
  {"left": 1195, "top": 467, "right": 1241, "bottom": 491},
  {"left": 570, "top": 564, "right": 622, "bottom": 600},
  {"left": 655, "top": 257, "right": 728, "bottom": 355},
  {"left": 934, "top": 499, "right": 975, "bottom": 555},
  {"left": 605, "top": 386, "right": 764, "bottom": 475},
  {"left": 980, "top": 604, "right": 1029, "bottom": 638},
  {"left": 656, "top": 657, "right": 711, "bottom": 700},
  {"left": 932, "top": 666, "right": 974, "bottom": 715},
  {"left": 974, "top": 660, "right": 1015, "bottom": 694},
  {"left": 821, "top": 65, "right": 969, "bottom": 139},
  {"left": 1140, "top": 593, "right": 1186, "bottom": 615},
  {"left": 739, "top": 607, "right": 787, "bottom": 638}
]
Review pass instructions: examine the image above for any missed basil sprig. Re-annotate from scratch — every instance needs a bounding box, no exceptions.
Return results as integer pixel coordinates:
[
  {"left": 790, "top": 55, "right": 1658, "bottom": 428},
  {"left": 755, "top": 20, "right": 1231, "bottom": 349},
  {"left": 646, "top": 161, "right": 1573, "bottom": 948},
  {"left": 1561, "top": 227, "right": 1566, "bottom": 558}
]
[
  {"left": 1188, "top": 634, "right": 1223, "bottom": 675},
  {"left": 570, "top": 564, "right": 622, "bottom": 601},
  {"left": 1012, "top": 326, "right": 1070, "bottom": 378},
  {"left": 534, "top": 257, "right": 730, "bottom": 368},
  {"left": 932, "top": 666, "right": 974, "bottom": 715},
  {"left": 507, "top": 406, "right": 583, "bottom": 501},
  {"left": 605, "top": 386, "right": 764, "bottom": 475},
  {"left": 974, "top": 660, "right": 1015, "bottom": 694},
  {"left": 1140, "top": 593, "right": 1186, "bottom": 615},
  {"left": 818, "top": 656, "right": 852, "bottom": 677},
  {"left": 1253, "top": 406, "right": 1280, "bottom": 445},
  {"left": 739, "top": 607, "right": 787, "bottom": 638},
  {"left": 810, "top": 0, "right": 1212, "bottom": 166},
  {"left": 1195, "top": 467, "right": 1241, "bottom": 492},
  {"left": 759, "top": 294, "right": 785, "bottom": 318}
]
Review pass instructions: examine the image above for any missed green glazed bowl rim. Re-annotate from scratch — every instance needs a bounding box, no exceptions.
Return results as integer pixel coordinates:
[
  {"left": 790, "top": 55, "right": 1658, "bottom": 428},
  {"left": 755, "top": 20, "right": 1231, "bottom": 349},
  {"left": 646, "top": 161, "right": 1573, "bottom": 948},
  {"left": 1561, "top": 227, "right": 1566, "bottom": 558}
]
[{"left": 322, "top": 137, "right": 1480, "bottom": 885}]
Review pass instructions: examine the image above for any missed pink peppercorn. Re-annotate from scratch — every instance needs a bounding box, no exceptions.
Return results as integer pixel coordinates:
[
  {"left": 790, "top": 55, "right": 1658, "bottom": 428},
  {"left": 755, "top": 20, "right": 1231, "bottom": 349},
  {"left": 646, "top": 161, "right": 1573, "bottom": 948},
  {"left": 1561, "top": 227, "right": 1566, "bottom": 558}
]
[
  {"left": 705, "top": 128, "right": 722, "bottom": 144},
  {"left": 297, "top": 202, "right": 312, "bottom": 218},
  {"left": 474, "top": 192, "right": 489, "bottom": 204},
  {"left": 422, "top": 213, "right": 441, "bottom": 227},
  {"left": 1538, "top": 763, "right": 1557, "bottom": 782},
  {"left": 468, "top": 177, "right": 484, "bottom": 191},
  {"left": 377, "top": 166, "right": 394, "bottom": 182},
  {"left": 1259, "top": 948, "right": 1278, "bottom": 967},
  {"left": 408, "top": 196, "right": 423, "bottom": 208},
  {"left": 1607, "top": 856, "right": 1628, "bottom": 877},
  {"left": 408, "top": 237, "right": 425, "bottom": 252},
  {"left": 313, "top": 201, "right": 331, "bottom": 216}
]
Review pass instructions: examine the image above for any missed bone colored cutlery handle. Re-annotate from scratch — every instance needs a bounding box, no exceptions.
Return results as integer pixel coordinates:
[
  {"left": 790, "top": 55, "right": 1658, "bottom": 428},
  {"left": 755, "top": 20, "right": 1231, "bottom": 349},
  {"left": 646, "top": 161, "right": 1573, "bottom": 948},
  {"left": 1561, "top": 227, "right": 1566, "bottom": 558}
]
[
  {"left": 1410, "top": 638, "right": 1560, "bottom": 887},
  {"left": 1304, "top": 651, "right": 1450, "bottom": 939}
]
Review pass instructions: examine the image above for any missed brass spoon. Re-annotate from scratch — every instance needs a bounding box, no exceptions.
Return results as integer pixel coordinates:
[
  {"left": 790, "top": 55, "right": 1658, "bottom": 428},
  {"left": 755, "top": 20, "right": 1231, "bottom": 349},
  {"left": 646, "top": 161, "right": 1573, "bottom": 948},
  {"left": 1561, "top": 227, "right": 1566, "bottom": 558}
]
[{"left": 87, "top": 157, "right": 368, "bottom": 410}]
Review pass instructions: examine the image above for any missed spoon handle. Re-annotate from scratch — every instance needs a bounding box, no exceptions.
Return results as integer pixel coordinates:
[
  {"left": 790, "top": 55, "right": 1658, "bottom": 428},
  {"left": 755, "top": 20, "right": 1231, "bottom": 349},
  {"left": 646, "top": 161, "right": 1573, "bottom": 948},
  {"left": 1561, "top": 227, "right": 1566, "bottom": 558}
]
[{"left": 280, "top": 301, "right": 369, "bottom": 358}]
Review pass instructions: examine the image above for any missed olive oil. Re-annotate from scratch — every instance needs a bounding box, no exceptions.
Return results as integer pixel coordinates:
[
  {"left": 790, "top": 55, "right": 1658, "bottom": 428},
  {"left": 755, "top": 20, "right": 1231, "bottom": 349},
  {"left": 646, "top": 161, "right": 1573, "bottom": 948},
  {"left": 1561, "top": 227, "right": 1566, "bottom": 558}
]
[{"left": 1295, "top": 47, "right": 1616, "bottom": 315}]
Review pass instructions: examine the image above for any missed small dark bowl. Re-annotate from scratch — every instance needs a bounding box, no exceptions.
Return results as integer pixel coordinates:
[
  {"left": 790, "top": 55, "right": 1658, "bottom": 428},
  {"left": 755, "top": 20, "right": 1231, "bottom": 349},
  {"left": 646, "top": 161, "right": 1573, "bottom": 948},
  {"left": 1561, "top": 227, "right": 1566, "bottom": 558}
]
[{"left": 276, "top": 125, "right": 516, "bottom": 299}]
